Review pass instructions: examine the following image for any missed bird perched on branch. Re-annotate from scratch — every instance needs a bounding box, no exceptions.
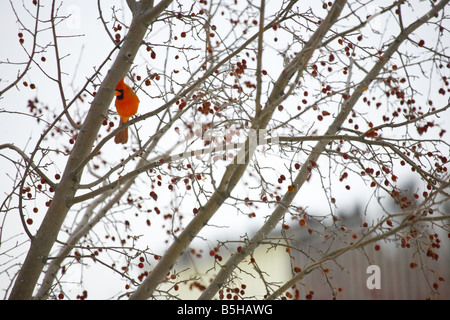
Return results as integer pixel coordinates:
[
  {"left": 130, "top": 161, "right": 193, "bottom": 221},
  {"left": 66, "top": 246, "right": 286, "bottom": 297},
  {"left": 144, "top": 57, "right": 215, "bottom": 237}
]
[{"left": 114, "top": 77, "right": 140, "bottom": 144}]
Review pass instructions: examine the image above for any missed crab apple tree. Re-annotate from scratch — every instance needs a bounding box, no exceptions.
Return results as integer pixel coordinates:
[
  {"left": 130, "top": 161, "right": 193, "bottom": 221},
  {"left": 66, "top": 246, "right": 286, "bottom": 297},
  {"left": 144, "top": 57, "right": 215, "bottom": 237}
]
[{"left": 0, "top": 0, "right": 449, "bottom": 300}]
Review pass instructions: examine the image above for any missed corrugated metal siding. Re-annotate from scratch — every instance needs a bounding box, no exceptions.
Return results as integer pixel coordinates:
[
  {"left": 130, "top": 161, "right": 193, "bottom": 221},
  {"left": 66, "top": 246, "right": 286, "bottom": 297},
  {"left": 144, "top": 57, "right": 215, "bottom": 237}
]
[{"left": 292, "top": 230, "right": 450, "bottom": 300}]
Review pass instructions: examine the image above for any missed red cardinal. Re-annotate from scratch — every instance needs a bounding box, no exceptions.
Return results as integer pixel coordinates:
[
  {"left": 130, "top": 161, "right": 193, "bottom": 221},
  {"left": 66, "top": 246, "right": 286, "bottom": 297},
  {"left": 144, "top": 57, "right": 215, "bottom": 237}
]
[{"left": 114, "top": 77, "right": 140, "bottom": 144}]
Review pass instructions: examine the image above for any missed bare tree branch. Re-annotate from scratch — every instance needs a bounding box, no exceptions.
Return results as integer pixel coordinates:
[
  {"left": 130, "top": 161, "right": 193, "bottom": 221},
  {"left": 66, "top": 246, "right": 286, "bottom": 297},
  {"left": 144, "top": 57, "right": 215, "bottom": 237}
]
[
  {"left": 199, "top": 0, "right": 450, "bottom": 299},
  {"left": 130, "top": 0, "right": 348, "bottom": 300},
  {"left": 8, "top": 0, "right": 175, "bottom": 300},
  {"left": 2, "top": 0, "right": 449, "bottom": 301}
]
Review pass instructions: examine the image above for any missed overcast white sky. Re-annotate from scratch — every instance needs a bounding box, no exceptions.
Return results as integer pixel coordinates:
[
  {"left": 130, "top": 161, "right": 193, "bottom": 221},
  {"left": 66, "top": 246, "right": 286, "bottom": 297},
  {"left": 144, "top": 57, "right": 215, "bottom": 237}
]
[{"left": 1, "top": 0, "right": 449, "bottom": 299}]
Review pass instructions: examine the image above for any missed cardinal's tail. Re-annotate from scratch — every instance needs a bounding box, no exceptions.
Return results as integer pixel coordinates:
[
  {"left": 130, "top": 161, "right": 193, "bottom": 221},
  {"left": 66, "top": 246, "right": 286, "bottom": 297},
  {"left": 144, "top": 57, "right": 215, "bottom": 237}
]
[{"left": 114, "top": 118, "right": 129, "bottom": 144}]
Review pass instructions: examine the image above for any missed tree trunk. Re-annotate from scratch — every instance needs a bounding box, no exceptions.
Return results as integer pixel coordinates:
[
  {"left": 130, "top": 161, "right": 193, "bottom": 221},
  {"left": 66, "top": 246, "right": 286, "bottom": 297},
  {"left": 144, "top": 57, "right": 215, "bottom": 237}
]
[{"left": 8, "top": 0, "right": 174, "bottom": 299}]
